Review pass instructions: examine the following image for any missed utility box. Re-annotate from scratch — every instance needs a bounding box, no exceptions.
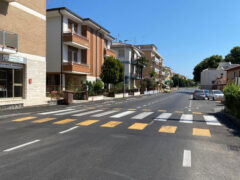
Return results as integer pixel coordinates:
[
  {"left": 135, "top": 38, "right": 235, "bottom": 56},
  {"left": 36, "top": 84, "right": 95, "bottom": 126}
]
[{"left": 63, "top": 91, "right": 74, "bottom": 105}]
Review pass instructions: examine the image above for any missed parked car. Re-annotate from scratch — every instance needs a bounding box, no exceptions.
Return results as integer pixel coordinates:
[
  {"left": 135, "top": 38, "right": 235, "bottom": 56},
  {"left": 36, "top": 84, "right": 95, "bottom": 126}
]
[
  {"left": 204, "top": 89, "right": 209, "bottom": 99},
  {"left": 193, "top": 90, "right": 206, "bottom": 100},
  {"left": 208, "top": 90, "right": 224, "bottom": 101}
]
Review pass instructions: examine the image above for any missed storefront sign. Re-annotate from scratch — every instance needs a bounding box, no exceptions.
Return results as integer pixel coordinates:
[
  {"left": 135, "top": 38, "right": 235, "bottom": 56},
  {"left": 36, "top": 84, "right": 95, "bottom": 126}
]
[
  {"left": 0, "top": 62, "right": 23, "bottom": 69},
  {"left": 0, "top": 54, "right": 27, "bottom": 64}
]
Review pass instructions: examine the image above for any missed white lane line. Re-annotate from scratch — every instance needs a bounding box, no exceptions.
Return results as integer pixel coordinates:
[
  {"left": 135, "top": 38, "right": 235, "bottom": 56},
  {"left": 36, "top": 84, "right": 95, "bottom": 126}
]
[
  {"left": 188, "top": 95, "right": 192, "bottom": 111},
  {"left": 110, "top": 111, "right": 135, "bottom": 118},
  {"left": 39, "top": 109, "right": 75, "bottom": 115},
  {"left": 3, "top": 140, "right": 40, "bottom": 152},
  {"left": 59, "top": 126, "right": 79, "bottom": 134},
  {"left": 72, "top": 110, "right": 103, "bottom": 117},
  {"left": 203, "top": 115, "right": 221, "bottom": 126},
  {"left": 180, "top": 114, "right": 193, "bottom": 124},
  {"left": 131, "top": 112, "right": 153, "bottom": 120},
  {"left": 183, "top": 150, "right": 191, "bottom": 167},
  {"left": 91, "top": 110, "right": 117, "bottom": 117},
  {"left": 55, "top": 109, "right": 87, "bottom": 115},
  {"left": 154, "top": 113, "right": 172, "bottom": 122}
]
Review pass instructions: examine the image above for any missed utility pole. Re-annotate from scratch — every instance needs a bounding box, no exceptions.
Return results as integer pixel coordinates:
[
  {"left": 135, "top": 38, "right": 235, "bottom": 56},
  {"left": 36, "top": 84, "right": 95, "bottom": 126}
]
[{"left": 123, "top": 40, "right": 128, "bottom": 98}]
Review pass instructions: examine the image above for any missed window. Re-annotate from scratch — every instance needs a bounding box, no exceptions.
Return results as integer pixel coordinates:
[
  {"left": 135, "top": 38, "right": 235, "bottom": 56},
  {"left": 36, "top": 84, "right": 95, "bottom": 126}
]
[
  {"left": 68, "top": 20, "right": 78, "bottom": 34},
  {"left": 68, "top": 46, "right": 78, "bottom": 63},
  {"left": 119, "top": 49, "right": 125, "bottom": 57},
  {"left": 233, "top": 72, "right": 236, "bottom": 78},
  {"left": 81, "top": 50, "right": 87, "bottom": 64}
]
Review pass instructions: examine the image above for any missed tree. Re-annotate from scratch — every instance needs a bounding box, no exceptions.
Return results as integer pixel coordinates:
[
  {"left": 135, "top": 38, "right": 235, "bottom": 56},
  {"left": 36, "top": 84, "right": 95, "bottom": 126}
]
[
  {"left": 100, "top": 56, "right": 124, "bottom": 89},
  {"left": 149, "top": 70, "right": 157, "bottom": 79},
  {"left": 136, "top": 57, "right": 148, "bottom": 79},
  {"left": 193, "top": 55, "right": 223, "bottom": 82},
  {"left": 225, "top": 46, "right": 240, "bottom": 64}
]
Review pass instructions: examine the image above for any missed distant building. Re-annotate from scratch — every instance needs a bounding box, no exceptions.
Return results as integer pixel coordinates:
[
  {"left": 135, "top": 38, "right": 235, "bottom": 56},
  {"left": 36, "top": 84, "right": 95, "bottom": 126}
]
[
  {"left": 162, "top": 66, "right": 173, "bottom": 87},
  {"left": 226, "top": 65, "right": 240, "bottom": 85}
]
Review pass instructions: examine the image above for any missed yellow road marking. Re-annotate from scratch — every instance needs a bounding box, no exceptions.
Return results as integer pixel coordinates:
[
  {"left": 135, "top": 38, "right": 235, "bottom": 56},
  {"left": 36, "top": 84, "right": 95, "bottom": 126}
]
[
  {"left": 193, "top": 128, "right": 211, "bottom": 137},
  {"left": 175, "top": 111, "right": 184, "bottom": 114},
  {"left": 192, "top": 112, "right": 202, "bottom": 115},
  {"left": 142, "top": 109, "right": 151, "bottom": 111},
  {"left": 128, "top": 123, "right": 148, "bottom": 130},
  {"left": 158, "top": 110, "right": 167, "bottom": 113},
  {"left": 53, "top": 119, "right": 76, "bottom": 124},
  {"left": 77, "top": 120, "right": 99, "bottom": 126},
  {"left": 113, "top": 108, "right": 121, "bottom": 110},
  {"left": 32, "top": 118, "right": 56, "bottom": 123},
  {"left": 128, "top": 109, "right": 136, "bottom": 111},
  {"left": 12, "top": 117, "right": 36, "bottom": 122},
  {"left": 159, "top": 126, "right": 177, "bottom": 134},
  {"left": 87, "top": 107, "right": 95, "bottom": 109},
  {"left": 101, "top": 121, "right": 122, "bottom": 128}
]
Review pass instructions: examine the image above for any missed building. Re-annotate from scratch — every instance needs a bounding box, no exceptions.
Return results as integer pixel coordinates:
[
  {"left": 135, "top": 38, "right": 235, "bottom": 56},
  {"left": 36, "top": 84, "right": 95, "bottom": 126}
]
[
  {"left": 0, "top": 0, "right": 47, "bottom": 107},
  {"left": 162, "top": 66, "right": 173, "bottom": 87},
  {"left": 111, "top": 42, "right": 143, "bottom": 88},
  {"left": 200, "top": 62, "right": 239, "bottom": 90},
  {"left": 46, "top": 7, "right": 116, "bottom": 92},
  {"left": 135, "top": 44, "right": 163, "bottom": 88},
  {"left": 226, "top": 65, "right": 240, "bottom": 85}
]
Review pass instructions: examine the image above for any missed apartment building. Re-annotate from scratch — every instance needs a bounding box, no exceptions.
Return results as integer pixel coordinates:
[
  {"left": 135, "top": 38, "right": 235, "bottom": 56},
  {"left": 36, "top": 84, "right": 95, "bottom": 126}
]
[
  {"left": 111, "top": 42, "right": 143, "bottom": 88},
  {"left": 46, "top": 7, "right": 116, "bottom": 91},
  {"left": 135, "top": 44, "right": 163, "bottom": 88},
  {"left": 162, "top": 66, "right": 173, "bottom": 85},
  {"left": 226, "top": 65, "right": 240, "bottom": 85},
  {"left": 0, "top": 0, "right": 47, "bottom": 107}
]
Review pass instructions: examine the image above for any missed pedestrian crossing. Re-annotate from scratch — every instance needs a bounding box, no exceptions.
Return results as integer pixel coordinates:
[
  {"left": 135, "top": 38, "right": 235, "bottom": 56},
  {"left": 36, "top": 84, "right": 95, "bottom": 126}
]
[{"left": 34, "top": 108, "right": 222, "bottom": 126}]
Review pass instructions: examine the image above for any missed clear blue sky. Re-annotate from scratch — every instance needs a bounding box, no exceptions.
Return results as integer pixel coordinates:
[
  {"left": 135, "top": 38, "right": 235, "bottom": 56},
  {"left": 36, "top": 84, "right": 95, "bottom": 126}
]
[{"left": 47, "top": 0, "right": 240, "bottom": 79}]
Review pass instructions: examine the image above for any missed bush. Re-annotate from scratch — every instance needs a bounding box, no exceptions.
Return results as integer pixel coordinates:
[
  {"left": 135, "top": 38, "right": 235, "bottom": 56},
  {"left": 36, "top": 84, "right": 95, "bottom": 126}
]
[{"left": 223, "top": 83, "right": 240, "bottom": 118}]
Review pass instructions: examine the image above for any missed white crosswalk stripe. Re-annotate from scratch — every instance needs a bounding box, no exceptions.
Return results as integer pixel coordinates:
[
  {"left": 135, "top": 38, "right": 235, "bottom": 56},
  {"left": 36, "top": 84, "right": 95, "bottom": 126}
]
[
  {"left": 203, "top": 115, "right": 221, "bottom": 126},
  {"left": 154, "top": 113, "right": 172, "bottom": 121},
  {"left": 72, "top": 110, "right": 103, "bottom": 117},
  {"left": 132, "top": 112, "right": 153, "bottom": 119},
  {"left": 55, "top": 109, "right": 87, "bottom": 115},
  {"left": 111, "top": 111, "right": 135, "bottom": 118},
  {"left": 39, "top": 109, "right": 75, "bottom": 115},
  {"left": 91, "top": 110, "right": 118, "bottom": 117},
  {"left": 180, "top": 114, "right": 193, "bottom": 123}
]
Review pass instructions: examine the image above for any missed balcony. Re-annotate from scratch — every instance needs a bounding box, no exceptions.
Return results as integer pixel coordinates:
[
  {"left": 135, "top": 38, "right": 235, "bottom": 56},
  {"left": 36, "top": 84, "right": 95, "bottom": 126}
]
[
  {"left": 104, "top": 48, "right": 116, "bottom": 57},
  {"left": 63, "top": 62, "right": 90, "bottom": 74},
  {"left": 63, "top": 33, "right": 89, "bottom": 49},
  {"left": 0, "top": 30, "right": 18, "bottom": 54}
]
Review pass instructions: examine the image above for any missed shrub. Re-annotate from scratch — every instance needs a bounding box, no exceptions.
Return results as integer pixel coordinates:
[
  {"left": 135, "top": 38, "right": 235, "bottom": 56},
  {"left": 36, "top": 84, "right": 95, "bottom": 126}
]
[{"left": 223, "top": 83, "right": 240, "bottom": 118}]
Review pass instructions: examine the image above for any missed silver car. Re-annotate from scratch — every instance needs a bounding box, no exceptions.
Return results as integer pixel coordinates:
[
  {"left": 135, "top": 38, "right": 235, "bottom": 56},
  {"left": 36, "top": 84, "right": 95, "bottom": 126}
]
[
  {"left": 193, "top": 90, "right": 206, "bottom": 100},
  {"left": 208, "top": 90, "right": 224, "bottom": 101}
]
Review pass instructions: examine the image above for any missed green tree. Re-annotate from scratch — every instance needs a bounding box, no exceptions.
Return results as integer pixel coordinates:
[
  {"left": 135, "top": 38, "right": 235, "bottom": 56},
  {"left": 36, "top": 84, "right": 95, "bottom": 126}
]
[
  {"left": 149, "top": 70, "right": 157, "bottom": 78},
  {"left": 225, "top": 46, "right": 240, "bottom": 64},
  {"left": 193, "top": 55, "right": 223, "bottom": 82},
  {"left": 100, "top": 56, "right": 124, "bottom": 89},
  {"left": 136, "top": 57, "right": 148, "bottom": 79}
]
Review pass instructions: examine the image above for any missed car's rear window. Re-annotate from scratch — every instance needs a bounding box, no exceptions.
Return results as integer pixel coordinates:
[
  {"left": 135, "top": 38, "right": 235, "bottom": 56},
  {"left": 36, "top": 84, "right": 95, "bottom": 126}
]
[
  {"left": 195, "top": 90, "right": 204, "bottom": 94},
  {"left": 214, "top": 90, "right": 223, "bottom": 94}
]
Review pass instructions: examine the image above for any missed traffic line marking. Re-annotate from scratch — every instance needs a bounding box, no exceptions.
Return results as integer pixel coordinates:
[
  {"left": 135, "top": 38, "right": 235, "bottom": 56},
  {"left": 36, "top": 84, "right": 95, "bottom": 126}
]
[
  {"left": 55, "top": 109, "right": 86, "bottom": 115},
  {"left": 192, "top": 112, "right": 202, "bottom": 115},
  {"left": 113, "top": 108, "right": 121, "bottom": 110},
  {"left": 180, "top": 114, "right": 193, "bottom": 124},
  {"left": 154, "top": 113, "right": 172, "bottom": 121},
  {"left": 158, "top": 110, "right": 167, "bottom": 112},
  {"left": 128, "top": 109, "right": 136, "bottom": 111},
  {"left": 39, "top": 109, "right": 75, "bottom": 115},
  {"left": 193, "top": 128, "right": 211, "bottom": 137},
  {"left": 32, "top": 118, "right": 56, "bottom": 123},
  {"left": 111, "top": 111, "right": 135, "bottom": 118},
  {"left": 159, "top": 126, "right": 177, "bottom": 134},
  {"left": 142, "top": 109, "right": 151, "bottom": 111},
  {"left": 72, "top": 110, "right": 103, "bottom": 117},
  {"left": 92, "top": 110, "right": 117, "bottom": 117},
  {"left": 183, "top": 150, "right": 191, "bottom": 167},
  {"left": 12, "top": 117, "right": 36, "bottom": 122},
  {"left": 128, "top": 123, "right": 148, "bottom": 130},
  {"left": 59, "top": 126, "right": 79, "bottom": 134},
  {"left": 86, "top": 107, "right": 95, "bottom": 109},
  {"left": 3, "top": 139, "right": 40, "bottom": 152},
  {"left": 203, "top": 115, "right": 221, "bottom": 126},
  {"left": 175, "top": 111, "right": 184, "bottom": 114},
  {"left": 53, "top": 119, "right": 76, "bottom": 124},
  {"left": 77, "top": 120, "right": 99, "bottom": 126},
  {"left": 101, "top": 121, "right": 122, "bottom": 128},
  {"left": 131, "top": 112, "right": 153, "bottom": 120}
]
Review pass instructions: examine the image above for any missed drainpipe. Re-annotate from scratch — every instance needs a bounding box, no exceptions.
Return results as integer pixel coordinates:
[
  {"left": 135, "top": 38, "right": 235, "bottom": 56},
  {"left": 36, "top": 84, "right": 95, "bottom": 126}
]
[
  {"left": 96, "top": 28, "right": 102, "bottom": 81},
  {"left": 59, "top": 10, "right": 63, "bottom": 91}
]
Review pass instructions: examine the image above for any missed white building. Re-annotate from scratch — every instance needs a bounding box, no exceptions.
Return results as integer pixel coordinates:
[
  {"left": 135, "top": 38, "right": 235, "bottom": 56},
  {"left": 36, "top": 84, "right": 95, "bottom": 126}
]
[{"left": 111, "top": 42, "right": 143, "bottom": 88}]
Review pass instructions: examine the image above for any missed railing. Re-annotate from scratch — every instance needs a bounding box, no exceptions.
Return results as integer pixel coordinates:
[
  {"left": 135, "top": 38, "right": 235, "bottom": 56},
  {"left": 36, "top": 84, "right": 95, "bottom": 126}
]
[
  {"left": 63, "top": 33, "right": 89, "bottom": 48},
  {"left": 0, "top": 30, "right": 18, "bottom": 51}
]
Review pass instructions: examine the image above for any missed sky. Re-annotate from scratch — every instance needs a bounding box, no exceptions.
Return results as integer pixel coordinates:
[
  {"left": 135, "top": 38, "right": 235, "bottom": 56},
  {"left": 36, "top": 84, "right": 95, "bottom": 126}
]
[{"left": 47, "top": 0, "right": 240, "bottom": 79}]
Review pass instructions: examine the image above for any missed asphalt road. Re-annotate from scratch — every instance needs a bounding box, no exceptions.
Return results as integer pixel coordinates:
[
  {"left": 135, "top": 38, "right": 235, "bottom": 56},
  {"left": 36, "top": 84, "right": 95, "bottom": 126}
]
[{"left": 0, "top": 89, "right": 239, "bottom": 180}]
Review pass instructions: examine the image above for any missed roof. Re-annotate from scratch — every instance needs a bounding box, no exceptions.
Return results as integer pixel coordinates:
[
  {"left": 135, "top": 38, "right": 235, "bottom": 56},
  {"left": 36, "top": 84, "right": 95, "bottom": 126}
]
[
  {"left": 47, "top": 7, "right": 110, "bottom": 34},
  {"left": 112, "top": 42, "right": 144, "bottom": 54},
  {"left": 135, "top": 44, "right": 158, "bottom": 50},
  {"left": 226, "top": 64, "right": 240, "bottom": 71}
]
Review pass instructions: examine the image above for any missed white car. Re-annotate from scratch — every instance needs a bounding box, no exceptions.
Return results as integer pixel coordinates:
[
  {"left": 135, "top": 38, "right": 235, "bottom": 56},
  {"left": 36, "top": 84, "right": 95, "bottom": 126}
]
[{"left": 208, "top": 90, "right": 224, "bottom": 101}]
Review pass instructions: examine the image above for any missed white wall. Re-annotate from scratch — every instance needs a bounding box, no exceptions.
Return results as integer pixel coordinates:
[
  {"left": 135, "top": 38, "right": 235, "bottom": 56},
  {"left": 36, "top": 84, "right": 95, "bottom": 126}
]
[
  {"left": 46, "top": 16, "right": 62, "bottom": 72},
  {"left": 63, "top": 44, "right": 68, "bottom": 63},
  {"left": 63, "top": 16, "right": 68, "bottom": 33},
  {"left": 201, "top": 69, "right": 226, "bottom": 86}
]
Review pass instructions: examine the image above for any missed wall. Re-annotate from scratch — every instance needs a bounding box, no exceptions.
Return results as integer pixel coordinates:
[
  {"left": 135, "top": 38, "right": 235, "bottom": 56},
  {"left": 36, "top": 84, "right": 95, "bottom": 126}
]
[
  {"left": 227, "top": 68, "right": 240, "bottom": 83},
  {"left": 201, "top": 69, "right": 226, "bottom": 88}
]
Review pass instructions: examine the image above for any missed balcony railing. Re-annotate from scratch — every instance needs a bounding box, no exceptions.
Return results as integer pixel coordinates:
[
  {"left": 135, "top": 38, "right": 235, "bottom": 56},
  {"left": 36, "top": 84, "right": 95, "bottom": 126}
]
[
  {"left": 63, "top": 33, "right": 89, "bottom": 49},
  {"left": 0, "top": 30, "right": 18, "bottom": 54},
  {"left": 63, "top": 62, "right": 90, "bottom": 74}
]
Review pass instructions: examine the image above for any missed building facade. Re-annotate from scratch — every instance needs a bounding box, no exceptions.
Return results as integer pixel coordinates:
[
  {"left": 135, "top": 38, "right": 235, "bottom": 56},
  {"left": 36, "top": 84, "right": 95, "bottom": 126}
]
[
  {"left": 46, "top": 7, "right": 116, "bottom": 92},
  {"left": 111, "top": 42, "right": 143, "bottom": 88},
  {"left": 0, "top": 0, "right": 47, "bottom": 107},
  {"left": 226, "top": 65, "right": 240, "bottom": 85},
  {"left": 162, "top": 66, "right": 173, "bottom": 87},
  {"left": 135, "top": 44, "right": 163, "bottom": 88}
]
